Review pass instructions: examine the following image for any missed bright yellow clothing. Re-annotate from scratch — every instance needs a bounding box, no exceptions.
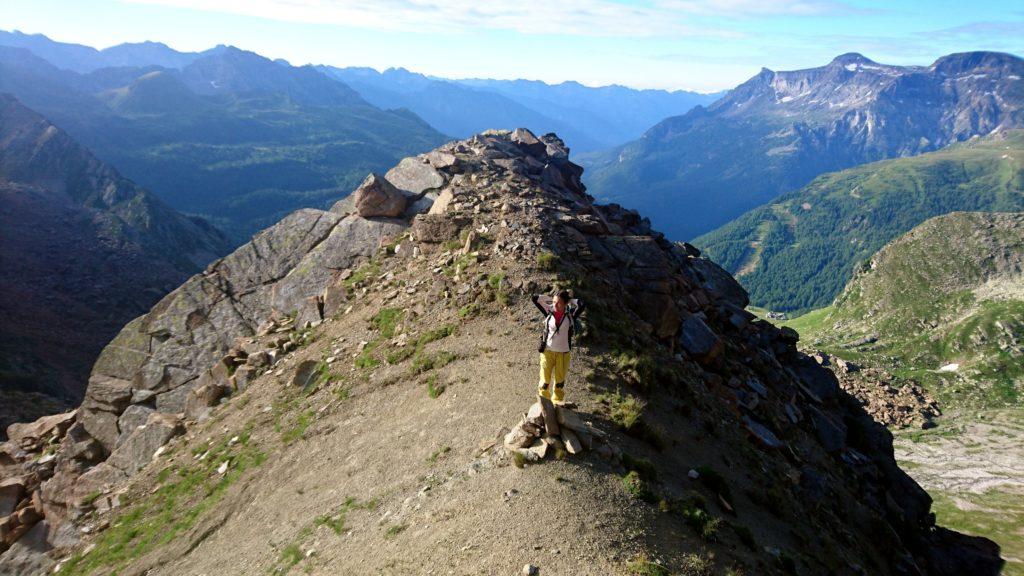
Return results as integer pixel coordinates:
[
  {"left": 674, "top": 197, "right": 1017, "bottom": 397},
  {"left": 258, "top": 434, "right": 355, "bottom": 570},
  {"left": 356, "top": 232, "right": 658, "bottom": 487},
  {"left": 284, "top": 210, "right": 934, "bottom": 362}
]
[{"left": 538, "top": 350, "right": 570, "bottom": 403}]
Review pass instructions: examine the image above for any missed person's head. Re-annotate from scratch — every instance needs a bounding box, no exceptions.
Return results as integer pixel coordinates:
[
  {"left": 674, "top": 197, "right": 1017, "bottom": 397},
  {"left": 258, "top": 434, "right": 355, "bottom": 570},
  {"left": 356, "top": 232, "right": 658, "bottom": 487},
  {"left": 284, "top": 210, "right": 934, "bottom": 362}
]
[{"left": 554, "top": 289, "right": 571, "bottom": 312}]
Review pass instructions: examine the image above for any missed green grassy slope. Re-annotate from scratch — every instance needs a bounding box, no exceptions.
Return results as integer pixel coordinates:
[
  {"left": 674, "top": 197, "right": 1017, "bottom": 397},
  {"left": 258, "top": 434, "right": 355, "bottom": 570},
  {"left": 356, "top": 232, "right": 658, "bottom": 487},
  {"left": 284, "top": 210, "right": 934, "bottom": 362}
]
[
  {"left": 787, "top": 211, "right": 1024, "bottom": 409},
  {"left": 76, "top": 98, "right": 447, "bottom": 244},
  {"left": 697, "top": 131, "right": 1024, "bottom": 314}
]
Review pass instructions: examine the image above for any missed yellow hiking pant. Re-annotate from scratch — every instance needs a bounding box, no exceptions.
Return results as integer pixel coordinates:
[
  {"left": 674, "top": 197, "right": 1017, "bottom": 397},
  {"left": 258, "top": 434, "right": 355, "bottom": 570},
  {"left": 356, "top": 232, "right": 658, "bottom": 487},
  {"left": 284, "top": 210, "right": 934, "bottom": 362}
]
[{"left": 538, "top": 350, "right": 570, "bottom": 403}]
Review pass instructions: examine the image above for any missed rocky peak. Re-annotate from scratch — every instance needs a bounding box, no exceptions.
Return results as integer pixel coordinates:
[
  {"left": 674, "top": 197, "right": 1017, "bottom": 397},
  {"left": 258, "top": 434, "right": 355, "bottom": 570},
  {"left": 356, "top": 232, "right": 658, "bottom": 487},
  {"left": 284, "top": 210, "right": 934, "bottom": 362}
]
[
  {"left": 930, "top": 50, "right": 1024, "bottom": 76},
  {"left": 0, "top": 128, "right": 1005, "bottom": 574},
  {"left": 829, "top": 52, "right": 875, "bottom": 66},
  {"left": 178, "top": 46, "right": 368, "bottom": 106}
]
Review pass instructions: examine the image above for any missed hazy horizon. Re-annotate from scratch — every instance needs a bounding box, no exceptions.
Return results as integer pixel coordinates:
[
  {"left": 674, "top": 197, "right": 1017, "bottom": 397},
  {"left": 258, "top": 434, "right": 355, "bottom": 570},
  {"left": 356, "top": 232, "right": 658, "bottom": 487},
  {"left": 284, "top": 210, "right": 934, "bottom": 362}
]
[{"left": 4, "top": 0, "right": 1023, "bottom": 92}]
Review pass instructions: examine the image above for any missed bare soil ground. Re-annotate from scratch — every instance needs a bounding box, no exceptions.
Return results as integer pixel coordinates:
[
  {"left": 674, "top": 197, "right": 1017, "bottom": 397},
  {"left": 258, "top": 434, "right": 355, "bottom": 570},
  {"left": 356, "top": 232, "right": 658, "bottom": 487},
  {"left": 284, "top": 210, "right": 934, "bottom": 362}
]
[{"left": 894, "top": 409, "right": 1024, "bottom": 575}]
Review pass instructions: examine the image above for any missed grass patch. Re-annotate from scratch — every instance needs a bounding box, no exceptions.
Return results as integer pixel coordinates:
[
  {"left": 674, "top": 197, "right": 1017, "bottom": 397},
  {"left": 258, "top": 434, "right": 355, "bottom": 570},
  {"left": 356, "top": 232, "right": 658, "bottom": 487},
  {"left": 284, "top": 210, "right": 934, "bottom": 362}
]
[
  {"left": 732, "top": 523, "right": 757, "bottom": 549},
  {"left": 280, "top": 410, "right": 314, "bottom": 444},
  {"left": 275, "top": 543, "right": 304, "bottom": 573},
  {"left": 536, "top": 250, "right": 558, "bottom": 271},
  {"left": 613, "top": 350, "right": 657, "bottom": 390},
  {"left": 343, "top": 259, "right": 381, "bottom": 290},
  {"left": 383, "top": 523, "right": 408, "bottom": 540},
  {"left": 598, "top": 390, "right": 645, "bottom": 430},
  {"left": 60, "top": 431, "right": 266, "bottom": 576},
  {"left": 668, "top": 494, "right": 721, "bottom": 541},
  {"left": 680, "top": 553, "right": 714, "bottom": 576},
  {"left": 354, "top": 341, "right": 381, "bottom": 370},
  {"left": 426, "top": 374, "right": 445, "bottom": 399},
  {"left": 410, "top": 350, "right": 456, "bottom": 376},
  {"left": 695, "top": 465, "right": 732, "bottom": 501},
  {"left": 626, "top": 556, "right": 670, "bottom": 576},
  {"left": 370, "top": 308, "right": 404, "bottom": 339},
  {"left": 386, "top": 324, "right": 456, "bottom": 366},
  {"left": 622, "top": 470, "right": 656, "bottom": 503},
  {"left": 443, "top": 252, "right": 478, "bottom": 278},
  {"left": 386, "top": 346, "right": 415, "bottom": 365},
  {"left": 427, "top": 445, "right": 451, "bottom": 463},
  {"left": 419, "top": 324, "right": 456, "bottom": 345},
  {"left": 597, "top": 389, "right": 664, "bottom": 448},
  {"left": 622, "top": 454, "right": 657, "bottom": 481},
  {"left": 313, "top": 496, "right": 375, "bottom": 535}
]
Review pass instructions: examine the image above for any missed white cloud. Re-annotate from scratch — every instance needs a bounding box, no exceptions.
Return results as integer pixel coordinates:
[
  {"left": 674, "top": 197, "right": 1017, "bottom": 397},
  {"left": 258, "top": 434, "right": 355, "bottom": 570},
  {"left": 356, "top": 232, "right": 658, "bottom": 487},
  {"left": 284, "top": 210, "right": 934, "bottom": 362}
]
[
  {"left": 123, "top": 0, "right": 747, "bottom": 37},
  {"left": 656, "top": 0, "right": 863, "bottom": 17}
]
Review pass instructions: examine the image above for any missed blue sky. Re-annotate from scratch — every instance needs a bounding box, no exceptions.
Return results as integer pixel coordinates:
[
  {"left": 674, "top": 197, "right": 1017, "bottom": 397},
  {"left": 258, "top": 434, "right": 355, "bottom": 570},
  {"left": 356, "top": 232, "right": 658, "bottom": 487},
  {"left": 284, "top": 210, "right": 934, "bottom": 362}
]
[{"left": 3, "top": 0, "right": 1022, "bottom": 92}]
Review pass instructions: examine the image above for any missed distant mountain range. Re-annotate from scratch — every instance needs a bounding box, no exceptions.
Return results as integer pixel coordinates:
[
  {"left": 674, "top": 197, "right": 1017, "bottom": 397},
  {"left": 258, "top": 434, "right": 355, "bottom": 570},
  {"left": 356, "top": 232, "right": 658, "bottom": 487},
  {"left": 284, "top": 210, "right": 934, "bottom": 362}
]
[
  {"left": 0, "top": 40, "right": 446, "bottom": 244},
  {"left": 0, "top": 94, "right": 228, "bottom": 430},
  {"left": 0, "top": 29, "right": 720, "bottom": 242},
  {"left": 321, "top": 66, "right": 721, "bottom": 152},
  {"left": 696, "top": 130, "right": 1024, "bottom": 313},
  {"left": 0, "top": 29, "right": 201, "bottom": 71},
  {"left": 584, "top": 51, "right": 1024, "bottom": 240}
]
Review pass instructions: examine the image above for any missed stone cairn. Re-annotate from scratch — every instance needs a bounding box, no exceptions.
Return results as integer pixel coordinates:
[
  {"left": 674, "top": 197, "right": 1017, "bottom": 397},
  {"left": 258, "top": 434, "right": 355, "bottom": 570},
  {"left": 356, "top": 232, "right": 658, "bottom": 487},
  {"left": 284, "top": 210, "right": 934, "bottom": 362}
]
[{"left": 502, "top": 397, "right": 620, "bottom": 464}]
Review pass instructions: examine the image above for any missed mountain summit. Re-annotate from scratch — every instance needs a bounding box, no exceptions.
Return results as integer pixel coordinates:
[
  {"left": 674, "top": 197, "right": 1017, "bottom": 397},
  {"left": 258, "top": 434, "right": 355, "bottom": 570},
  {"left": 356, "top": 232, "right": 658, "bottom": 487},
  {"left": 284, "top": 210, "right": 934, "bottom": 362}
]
[
  {"left": 584, "top": 51, "right": 1024, "bottom": 240},
  {"left": 0, "top": 129, "right": 1003, "bottom": 575}
]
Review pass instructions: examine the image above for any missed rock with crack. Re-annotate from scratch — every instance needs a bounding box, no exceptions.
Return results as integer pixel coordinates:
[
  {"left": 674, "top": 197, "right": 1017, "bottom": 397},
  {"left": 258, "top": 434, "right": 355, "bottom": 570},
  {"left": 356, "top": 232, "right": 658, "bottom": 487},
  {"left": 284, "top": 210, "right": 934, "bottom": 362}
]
[
  {"left": 679, "top": 315, "right": 722, "bottom": 365},
  {"left": 105, "top": 413, "right": 183, "bottom": 476},
  {"left": 5, "top": 411, "right": 76, "bottom": 453},
  {"left": 351, "top": 173, "right": 407, "bottom": 218},
  {"left": 0, "top": 478, "right": 25, "bottom": 518}
]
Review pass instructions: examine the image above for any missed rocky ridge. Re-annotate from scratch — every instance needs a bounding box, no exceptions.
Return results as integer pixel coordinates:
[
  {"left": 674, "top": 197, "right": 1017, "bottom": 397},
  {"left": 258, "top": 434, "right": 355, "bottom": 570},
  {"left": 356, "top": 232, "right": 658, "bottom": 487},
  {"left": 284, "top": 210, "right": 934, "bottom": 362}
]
[{"left": 0, "top": 129, "right": 1005, "bottom": 574}]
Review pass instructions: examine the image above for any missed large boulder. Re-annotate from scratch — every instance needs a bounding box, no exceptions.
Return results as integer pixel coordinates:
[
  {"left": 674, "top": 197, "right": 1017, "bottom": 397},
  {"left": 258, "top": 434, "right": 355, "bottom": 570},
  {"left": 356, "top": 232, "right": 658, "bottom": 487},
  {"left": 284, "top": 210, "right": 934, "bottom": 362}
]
[
  {"left": 0, "top": 519, "right": 54, "bottom": 575},
  {"left": 0, "top": 478, "right": 25, "bottom": 518},
  {"left": 5, "top": 411, "right": 76, "bottom": 452},
  {"left": 679, "top": 315, "right": 722, "bottom": 364},
  {"left": 792, "top": 354, "right": 840, "bottom": 402},
  {"left": 269, "top": 215, "right": 406, "bottom": 315},
  {"left": 685, "top": 256, "right": 749, "bottom": 309},
  {"left": 385, "top": 157, "right": 446, "bottom": 195},
  {"left": 105, "top": 413, "right": 182, "bottom": 476},
  {"left": 353, "top": 173, "right": 406, "bottom": 218},
  {"left": 807, "top": 406, "right": 847, "bottom": 452},
  {"left": 183, "top": 382, "right": 225, "bottom": 422},
  {"left": 510, "top": 128, "right": 547, "bottom": 157}
]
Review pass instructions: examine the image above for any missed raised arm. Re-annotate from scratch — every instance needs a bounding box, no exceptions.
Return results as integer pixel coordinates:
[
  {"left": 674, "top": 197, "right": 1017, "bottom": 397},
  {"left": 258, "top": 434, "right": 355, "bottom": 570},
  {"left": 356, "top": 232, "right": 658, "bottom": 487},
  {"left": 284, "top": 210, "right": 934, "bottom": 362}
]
[
  {"left": 571, "top": 298, "right": 586, "bottom": 318},
  {"left": 531, "top": 294, "right": 551, "bottom": 315}
]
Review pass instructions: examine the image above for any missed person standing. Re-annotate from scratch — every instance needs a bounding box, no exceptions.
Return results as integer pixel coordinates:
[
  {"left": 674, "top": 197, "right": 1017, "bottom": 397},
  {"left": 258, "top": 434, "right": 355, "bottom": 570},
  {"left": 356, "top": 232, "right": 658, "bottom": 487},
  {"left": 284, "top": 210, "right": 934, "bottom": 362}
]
[{"left": 532, "top": 290, "right": 585, "bottom": 404}]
